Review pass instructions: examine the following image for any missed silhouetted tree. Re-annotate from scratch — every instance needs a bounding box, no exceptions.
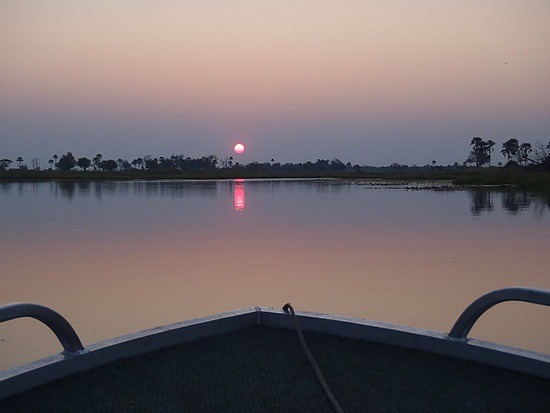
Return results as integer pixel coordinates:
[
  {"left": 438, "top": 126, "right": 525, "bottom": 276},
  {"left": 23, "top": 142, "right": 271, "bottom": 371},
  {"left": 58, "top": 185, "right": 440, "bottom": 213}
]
[
  {"left": 158, "top": 156, "right": 174, "bottom": 169},
  {"left": 16, "top": 157, "right": 24, "bottom": 168},
  {"left": 99, "top": 159, "right": 118, "bottom": 171},
  {"left": 48, "top": 159, "right": 54, "bottom": 170},
  {"left": 501, "top": 138, "right": 519, "bottom": 162},
  {"left": 117, "top": 159, "right": 131, "bottom": 171},
  {"left": 0, "top": 159, "right": 12, "bottom": 171},
  {"left": 218, "top": 156, "right": 230, "bottom": 168},
  {"left": 517, "top": 143, "right": 532, "bottom": 166},
  {"left": 77, "top": 157, "right": 92, "bottom": 171},
  {"left": 467, "top": 137, "right": 493, "bottom": 167},
  {"left": 531, "top": 141, "right": 550, "bottom": 170},
  {"left": 145, "top": 156, "right": 159, "bottom": 170},
  {"left": 131, "top": 158, "right": 144, "bottom": 170},
  {"left": 56, "top": 152, "right": 77, "bottom": 171},
  {"left": 52, "top": 154, "right": 58, "bottom": 169},
  {"left": 93, "top": 154, "right": 103, "bottom": 171},
  {"left": 329, "top": 159, "right": 346, "bottom": 171},
  {"left": 199, "top": 155, "right": 218, "bottom": 169}
]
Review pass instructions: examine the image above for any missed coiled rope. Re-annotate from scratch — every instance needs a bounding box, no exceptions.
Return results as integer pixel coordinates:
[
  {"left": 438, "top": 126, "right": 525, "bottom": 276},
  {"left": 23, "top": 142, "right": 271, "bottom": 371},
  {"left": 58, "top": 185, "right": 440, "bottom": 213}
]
[{"left": 282, "top": 303, "right": 344, "bottom": 413}]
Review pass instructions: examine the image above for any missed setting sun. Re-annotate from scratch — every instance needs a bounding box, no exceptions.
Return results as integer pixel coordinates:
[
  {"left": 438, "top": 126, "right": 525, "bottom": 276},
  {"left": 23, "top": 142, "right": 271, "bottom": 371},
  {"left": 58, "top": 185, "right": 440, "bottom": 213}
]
[{"left": 234, "top": 143, "right": 245, "bottom": 154}]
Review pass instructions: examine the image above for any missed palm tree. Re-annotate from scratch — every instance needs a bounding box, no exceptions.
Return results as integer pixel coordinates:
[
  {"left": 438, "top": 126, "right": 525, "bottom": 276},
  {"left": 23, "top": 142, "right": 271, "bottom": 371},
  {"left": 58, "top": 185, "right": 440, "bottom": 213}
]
[
  {"left": 501, "top": 139, "right": 519, "bottom": 162},
  {"left": 467, "top": 137, "right": 495, "bottom": 167},
  {"left": 16, "top": 157, "right": 24, "bottom": 168},
  {"left": 467, "top": 137, "right": 487, "bottom": 167}
]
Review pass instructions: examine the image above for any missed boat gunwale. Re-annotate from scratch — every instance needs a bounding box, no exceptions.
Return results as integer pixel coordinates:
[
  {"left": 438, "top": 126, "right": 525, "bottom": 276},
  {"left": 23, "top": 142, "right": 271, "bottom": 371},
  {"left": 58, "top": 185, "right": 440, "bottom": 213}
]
[{"left": 1, "top": 306, "right": 549, "bottom": 400}]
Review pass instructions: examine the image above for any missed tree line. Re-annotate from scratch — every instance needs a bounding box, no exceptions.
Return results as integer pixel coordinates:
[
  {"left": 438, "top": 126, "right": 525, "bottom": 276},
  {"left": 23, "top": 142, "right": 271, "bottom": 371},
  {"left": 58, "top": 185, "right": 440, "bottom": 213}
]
[
  {"left": 1, "top": 138, "right": 549, "bottom": 173},
  {"left": 0, "top": 153, "right": 220, "bottom": 172},
  {"left": 0, "top": 152, "right": 361, "bottom": 173},
  {"left": 466, "top": 137, "right": 550, "bottom": 169}
]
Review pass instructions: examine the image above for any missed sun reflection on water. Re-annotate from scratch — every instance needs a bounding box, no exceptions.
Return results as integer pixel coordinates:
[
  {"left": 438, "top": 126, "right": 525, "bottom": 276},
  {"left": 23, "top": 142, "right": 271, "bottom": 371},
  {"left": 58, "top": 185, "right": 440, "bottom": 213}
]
[{"left": 234, "top": 179, "right": 245, "bottom": 211}]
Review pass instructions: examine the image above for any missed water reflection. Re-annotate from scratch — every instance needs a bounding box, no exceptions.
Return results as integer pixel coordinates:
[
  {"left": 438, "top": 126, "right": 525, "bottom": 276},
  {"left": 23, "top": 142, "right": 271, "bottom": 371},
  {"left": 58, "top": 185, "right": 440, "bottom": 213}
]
[
  {"left": 58, "top": 181, "right": 77, "bottom": 199},
  {"left": 0, "top": 180, "right": 547, "bottom": 217},
  {"left": 502, "top": 191, "right": 532, "bottom": 214},
  {"left": 469, "top": 190, "right": 494, "bottom": 215},
  {"left": 1, "top": 179, "right": 549, "bottom": 369},
  {"left": 234, "top": 179, "right": 245, "bottom": 211},
  {"left": 53, "top": 180, "right": 222, "bottom": 199},
  {"left": 468, "top": 189, "right": 548, "bottom": 217}
]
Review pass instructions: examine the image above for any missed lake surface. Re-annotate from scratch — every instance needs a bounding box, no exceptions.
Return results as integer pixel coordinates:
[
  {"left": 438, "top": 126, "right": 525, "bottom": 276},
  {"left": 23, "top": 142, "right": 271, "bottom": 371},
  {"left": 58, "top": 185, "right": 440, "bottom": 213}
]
[{"left": 1, "top": 179, "right": 549, "bottom": 369}]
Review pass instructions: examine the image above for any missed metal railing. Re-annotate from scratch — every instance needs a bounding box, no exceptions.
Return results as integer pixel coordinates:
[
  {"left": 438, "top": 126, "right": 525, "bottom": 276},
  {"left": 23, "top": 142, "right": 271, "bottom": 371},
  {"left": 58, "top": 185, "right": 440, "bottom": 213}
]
[
  {"left": 449, "top": 287, "right": 550, "bottom": 340},
  {"left": 0, "top": 303, "right": 84, "bottom": 354},
  {"left": 1, "top": 287, "right": 549, "bottom": 356}
]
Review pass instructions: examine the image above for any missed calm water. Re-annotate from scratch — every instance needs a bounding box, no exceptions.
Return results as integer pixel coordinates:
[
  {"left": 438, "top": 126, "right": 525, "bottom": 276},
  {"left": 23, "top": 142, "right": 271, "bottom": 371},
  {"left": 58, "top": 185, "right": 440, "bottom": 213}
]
[{"left": 1, "top": 179, "right": 549, "bottom": 369}]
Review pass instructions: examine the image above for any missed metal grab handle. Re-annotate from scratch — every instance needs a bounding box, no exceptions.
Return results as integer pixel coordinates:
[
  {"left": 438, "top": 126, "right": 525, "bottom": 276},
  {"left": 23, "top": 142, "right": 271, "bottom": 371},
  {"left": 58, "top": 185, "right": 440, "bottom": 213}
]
[
  {"left": 449, "top": 287, "right": 550, "bottom": 340},
  {"left": 0, "top": 303, "right": 84, "bottom": 354}
]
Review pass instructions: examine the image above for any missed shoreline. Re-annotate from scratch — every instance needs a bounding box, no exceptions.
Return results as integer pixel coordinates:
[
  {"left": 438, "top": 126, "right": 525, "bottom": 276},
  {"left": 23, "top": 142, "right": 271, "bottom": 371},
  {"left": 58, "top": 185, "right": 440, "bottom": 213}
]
[{"left": 1, "top": 168, "right": 549, "bottom": 195}]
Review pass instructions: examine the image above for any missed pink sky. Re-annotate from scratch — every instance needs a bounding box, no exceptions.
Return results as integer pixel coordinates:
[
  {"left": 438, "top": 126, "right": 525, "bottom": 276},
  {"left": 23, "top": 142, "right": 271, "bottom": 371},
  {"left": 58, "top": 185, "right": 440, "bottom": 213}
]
[{"left": 1, "top": 1, "right": 549, "bottom": 165}]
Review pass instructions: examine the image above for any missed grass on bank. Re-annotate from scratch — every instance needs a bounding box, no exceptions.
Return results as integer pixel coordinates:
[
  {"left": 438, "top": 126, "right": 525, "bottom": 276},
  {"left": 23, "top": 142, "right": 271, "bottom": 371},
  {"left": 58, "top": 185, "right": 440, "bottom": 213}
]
[{"left": 1, "top": 167, "right": 549, "bottom": 195}]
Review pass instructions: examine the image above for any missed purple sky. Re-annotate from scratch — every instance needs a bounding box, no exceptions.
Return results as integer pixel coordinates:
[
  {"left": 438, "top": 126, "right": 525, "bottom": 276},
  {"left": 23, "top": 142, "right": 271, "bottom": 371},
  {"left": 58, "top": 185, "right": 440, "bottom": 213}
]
[{"left": 1, "top": 1, "right": 549, "bottom": 166}]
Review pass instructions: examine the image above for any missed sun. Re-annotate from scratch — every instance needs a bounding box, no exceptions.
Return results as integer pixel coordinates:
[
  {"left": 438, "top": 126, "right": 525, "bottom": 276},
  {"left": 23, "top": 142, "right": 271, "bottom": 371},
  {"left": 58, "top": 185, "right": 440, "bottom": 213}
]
[{"left": 234, "top": 143, "right": 245, "bottom": 154}]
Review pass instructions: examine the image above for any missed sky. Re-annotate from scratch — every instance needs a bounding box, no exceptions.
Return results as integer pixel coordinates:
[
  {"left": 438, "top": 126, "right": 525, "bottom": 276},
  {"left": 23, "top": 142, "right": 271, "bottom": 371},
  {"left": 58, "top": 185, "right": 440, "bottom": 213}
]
[{"left": 1, "top": 0, "right": 549, "bottom": 166}]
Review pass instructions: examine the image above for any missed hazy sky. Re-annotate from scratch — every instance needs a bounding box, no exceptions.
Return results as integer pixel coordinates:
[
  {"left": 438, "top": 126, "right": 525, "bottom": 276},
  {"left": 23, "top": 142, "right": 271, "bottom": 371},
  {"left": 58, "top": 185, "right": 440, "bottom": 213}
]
[{"left": 1, "top": 1, "right": 549, "bottom": 166}]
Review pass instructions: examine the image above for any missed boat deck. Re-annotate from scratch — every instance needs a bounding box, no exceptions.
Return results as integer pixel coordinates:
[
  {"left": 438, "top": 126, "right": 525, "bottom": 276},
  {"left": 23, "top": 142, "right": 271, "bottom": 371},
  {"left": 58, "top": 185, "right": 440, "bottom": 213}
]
[{"left": 1, "top": 325, "right": 549, "bottom": 412}]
